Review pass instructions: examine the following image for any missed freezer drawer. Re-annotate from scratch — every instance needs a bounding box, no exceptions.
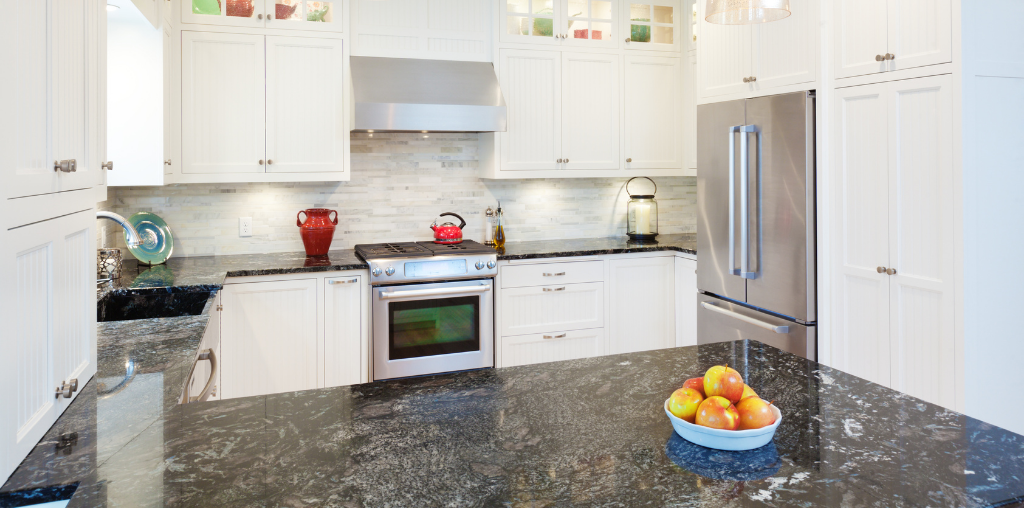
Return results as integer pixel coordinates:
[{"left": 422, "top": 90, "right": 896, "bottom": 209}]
[{"left": 697, "top": 294, "right": 815, "bottom": 361}]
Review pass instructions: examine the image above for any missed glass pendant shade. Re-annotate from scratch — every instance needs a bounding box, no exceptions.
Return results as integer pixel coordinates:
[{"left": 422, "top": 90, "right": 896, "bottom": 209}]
[{"left": 705, "top": 0, "right": 791, "bottom": 24}]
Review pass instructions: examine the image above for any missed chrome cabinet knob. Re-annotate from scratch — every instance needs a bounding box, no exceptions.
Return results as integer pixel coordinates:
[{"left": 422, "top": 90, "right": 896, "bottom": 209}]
[
  {"left": 564, "top": 158, "right": 569, "bottom": 163},
  {"left": 626, "top": 158, "right": 632, "bottom": 163},
  {"left": 164, "top": 159, "right": 172, "bottom": 166},
  {"left": 372, "top": 267, "right": 382, "bottom": 276},
  {"left": 625, "top": 37, "right": 631, "bottom": 43},
  {"left": 258, "top": 13, "right": 263, "bottom": 19},
  {"left": 743, "top": 77, "right": 749, "bottom": 83},
  {"left": 267, "top": 14, "right": 273, "bottom": 20},
  {"left": 877, "top": 266, "right": 887, "bottom": 274},
  {"left": 267, "top": 159, "right": 273, "bottom": 165},
  {"left": 876, "top": 54, "right": 885, "bottom": 62},
  {"left": 53, "top": 159, "right": 77, "bottom": 173},
  {"left": 101, "top": 161, "right": 114, "bottom": 170},
  {"left": 886, "top": 267, "right": 897, "bottom": 276},
  {"left": 475, "top": 261, "right": 485, "bottom": 270},
  {"left": 486, "top": 260, "right": 496, "bottom": 269},
  {"left": 748, "top": 76, "right": 756, "bottom": 82},
  {"left": 885, "top": 53, "right": 895, "bottom": 60},
  {"left": 259, "top": 159, "right": 264, "bottom": 165},
  {"left": 55, "top": 381, "right": 72, "bottom": 399},
  {"left": 384, "top": 266, "right": 396, "bottom": 276},
  {"left": 557, "top": 158, "right": 563, "bottom": 163}
]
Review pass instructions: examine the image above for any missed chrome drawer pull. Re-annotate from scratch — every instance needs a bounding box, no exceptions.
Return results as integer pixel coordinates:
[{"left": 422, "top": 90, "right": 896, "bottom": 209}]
[
  {"left": 329, "top": 278, "right": 358, "bottom": 285},
  {"left": 542, "top": 287, "right": 566, "bottom": 292},
  {"left": 542, "top": 333, "right": 567, "bottom": 340},
  {"left": 187, "top": 349, "right": 218, "bottom": 403},
  {"left": 542, "top": 272, "right": 566, "bottom": 277}
]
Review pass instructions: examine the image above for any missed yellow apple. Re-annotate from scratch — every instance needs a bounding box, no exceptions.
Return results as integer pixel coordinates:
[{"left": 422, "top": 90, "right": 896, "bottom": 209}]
[
  {"left": 740, "top": 384, "right": 758, "bottom": 401},
  {"left": 668, "top": 387, "right": 704, "bottom": 423},
  {"left": 695, "top": 395, "right": 740, "bottom": 430},
  {"left": 703, "top": 365, "right": 745, "bottom": 403}
]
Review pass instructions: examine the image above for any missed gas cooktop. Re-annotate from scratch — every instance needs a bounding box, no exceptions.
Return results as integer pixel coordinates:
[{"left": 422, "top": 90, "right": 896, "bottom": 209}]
[
  {"left": 354, "top": 240, "right": 498, "bottom": 284},
  {"left": 354, "top": 240, "right": 494, "bottom": 260}
]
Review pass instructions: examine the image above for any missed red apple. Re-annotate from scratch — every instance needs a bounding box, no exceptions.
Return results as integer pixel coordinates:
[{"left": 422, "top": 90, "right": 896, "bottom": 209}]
[
  {"left": 695, "top": 395, "right": 740, "bottom": 430},
  {"left": 736, "top": 397, "right": 776, "bottom": 430},
  {"left": 740, "top": 384, "right": 758, "bottom": 401},
  {"left": 683, "top": 377, "right": 706, "bottom": 397},
  {"left": 703, "top": 365, "right": 745, "bottom": 403},
  {"left": 668, "top": 387, "right": 704, "bottom": 423}
]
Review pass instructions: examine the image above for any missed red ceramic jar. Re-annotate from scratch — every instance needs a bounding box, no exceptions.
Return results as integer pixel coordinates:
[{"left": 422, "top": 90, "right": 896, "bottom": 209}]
[{"left": 297, "top": 208, "right": 338, "bottom": 256}]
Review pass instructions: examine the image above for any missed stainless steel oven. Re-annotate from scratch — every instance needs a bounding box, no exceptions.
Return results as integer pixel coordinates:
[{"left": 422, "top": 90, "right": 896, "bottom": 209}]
[
  {"left": 357, "top": 240, "right": 498, "bottom": 381},
  {"left": 372, "top": 279, "right": 493, "bottom": 380}
]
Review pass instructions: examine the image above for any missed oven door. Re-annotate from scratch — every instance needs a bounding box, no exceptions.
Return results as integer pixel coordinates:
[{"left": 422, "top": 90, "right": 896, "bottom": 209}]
[{"left": 372, "top": 279, "right": 494, "bottom": 381}]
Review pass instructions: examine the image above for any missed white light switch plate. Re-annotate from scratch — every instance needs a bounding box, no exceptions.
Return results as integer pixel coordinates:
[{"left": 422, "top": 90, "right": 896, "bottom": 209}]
[{"left": 239, "top": 217, "right": 253, "bottom": 237}]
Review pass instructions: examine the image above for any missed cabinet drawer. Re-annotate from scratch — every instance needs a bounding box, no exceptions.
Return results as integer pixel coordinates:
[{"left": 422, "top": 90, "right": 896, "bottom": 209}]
[
  {"left": 501, "top": 260, "right": 604, "bottom": 288},
  {"left": 500, "top": 282, "right": 604, "bottom": 336},
  {"left": 501, "top": 328, "right": 606, "bottom": 368}
]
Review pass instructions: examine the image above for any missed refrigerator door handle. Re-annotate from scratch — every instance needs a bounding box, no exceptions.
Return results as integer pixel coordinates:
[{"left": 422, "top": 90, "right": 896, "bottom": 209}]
[
  {"left": 701, "top": 301, "right": 790, "bottom": 333},
  {"left": 728, "top": 125, "right": 741, "bottom": 278},
  {"left": 737, "top": 125, "right": 759, "bottom": 280}
]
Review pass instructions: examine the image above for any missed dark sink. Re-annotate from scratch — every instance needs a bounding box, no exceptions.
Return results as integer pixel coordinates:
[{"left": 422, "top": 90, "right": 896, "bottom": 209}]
[{"left": 98, "top": 288, "right": 214, "bottom": 322}]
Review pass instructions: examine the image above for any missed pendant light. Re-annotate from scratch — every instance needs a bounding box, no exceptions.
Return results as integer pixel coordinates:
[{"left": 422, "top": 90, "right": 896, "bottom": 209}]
[{"left": 705, "top": 0, "right": 791, "bottom": 24}]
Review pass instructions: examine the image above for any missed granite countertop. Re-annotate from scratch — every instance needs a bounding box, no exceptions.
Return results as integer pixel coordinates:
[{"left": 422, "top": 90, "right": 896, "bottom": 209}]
[
  {"left": 5, "top": 339, "right": 1024, "bottom": 507},
  {"left": 496, "top": 233, "right": 696, "bottom": 260}
]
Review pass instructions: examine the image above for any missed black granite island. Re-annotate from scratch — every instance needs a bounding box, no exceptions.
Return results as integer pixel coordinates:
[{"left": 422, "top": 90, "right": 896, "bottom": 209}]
[{"left": 4, "top": 339, "right": 1024, "bottom": 507}]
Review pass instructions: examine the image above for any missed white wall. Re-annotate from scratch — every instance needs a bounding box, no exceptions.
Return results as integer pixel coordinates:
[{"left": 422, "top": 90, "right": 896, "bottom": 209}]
[{"left": 107, "top": 1, "right": 162, "bottom": 187}]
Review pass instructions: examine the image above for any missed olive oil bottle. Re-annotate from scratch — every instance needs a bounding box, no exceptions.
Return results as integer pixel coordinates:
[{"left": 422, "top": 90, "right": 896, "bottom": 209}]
[{"left": 493, "top": 204, "right": 506, "bottom": 249}]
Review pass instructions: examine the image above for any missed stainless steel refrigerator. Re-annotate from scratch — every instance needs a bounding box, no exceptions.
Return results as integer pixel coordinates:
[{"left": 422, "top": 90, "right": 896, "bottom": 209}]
[{"left": 696, "top": 91, "right": 817, "bottom": 360}]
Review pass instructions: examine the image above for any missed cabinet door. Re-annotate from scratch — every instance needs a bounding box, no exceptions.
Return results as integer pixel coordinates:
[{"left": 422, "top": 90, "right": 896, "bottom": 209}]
[
  {"left": 833, "top": 0, "right": 888, "bottom": 79},
  {"left": 0, "top": 209, "right": 96, "bottom": 477},
  {"left": 265, "top": 36, "right": 345, "bottom": 174},
  {"left": 351, "top": 0, "right": 490, "bottom": 61},
  {"left": 182, "top": 0, "right": 266, "bottom": 28},
  {"left": 324, "top": 274, "right": 366, "bottom": 387},
  {"left": 697, "top": 8, "right": 750, "bottom": 98},
  {"left": 221, "top": 279, "right": 318, "bottom": 399},
  {"left": 563, "top": 0, "right": 618, "bottom": 48},
  {"left": 1, "top": 0, "right": 55, "bottom": 199},
  {"left": 561, "top": 52, "right": 619, "bottom": 170},
  {"left": 163, "top": 24, "right": 179, "bottom": 178},
  {"left": 624, "top": 0, "right": 680, "bottom": 52},
  {"left": 500, "top": 282, "right": 604, "bottom": 336},
  {"left": 675, "top": 257, "right": 696, "bottom": 347},
  {"left": 502, "top": 0, "right": 561, "bottom": 45},
  {"left": 499, "top": 49, "right": 562, "bottom": 171},
  {"left": 501, "top": 328, "right": 606, "bottom": 368},
  {"left": 186, "top": 292, "right": 222, "bottom": 402},
  {"left": 887, "top": 0, "right": 951, "bottom": 72},
  {"left": 608, "top": 256, "right": 675, "bottom": 354},
  {"left": 265, "top": 0, "right": 343, "bottom": 32},
  {"left": 886, "top": 76, "right": 955, "bottom": 410},
  {"left": 751, "top": 0, "right": 816, "bottom": 91},
  {"left": 831, "top": 83, "right": 891, "bottom": 387},
  {"left": 624, "top": 55, "right": 682, "bottom": 169},
  {"left": 181, "top": 32, "right": 266, "bottom": 175}
]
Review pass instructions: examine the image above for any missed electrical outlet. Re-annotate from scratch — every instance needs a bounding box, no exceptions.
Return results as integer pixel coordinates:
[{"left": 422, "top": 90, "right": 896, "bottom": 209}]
[{"left": 239, "top": 217, "right": 253, "bottom": 237}]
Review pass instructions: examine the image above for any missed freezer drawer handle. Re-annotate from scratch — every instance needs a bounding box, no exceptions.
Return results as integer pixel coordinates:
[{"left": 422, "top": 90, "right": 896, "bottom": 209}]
[
  {"left": 701, "top": 302, "right": 789, "bottom": 334},
  {"left": 379, "top": 284, "right": 491, "bottom": 300}
]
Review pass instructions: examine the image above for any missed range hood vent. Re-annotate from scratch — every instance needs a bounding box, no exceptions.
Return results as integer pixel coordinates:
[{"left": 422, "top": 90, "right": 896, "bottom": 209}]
[{"left": 350, "top": 57, "right": 507, "bottom": 133}]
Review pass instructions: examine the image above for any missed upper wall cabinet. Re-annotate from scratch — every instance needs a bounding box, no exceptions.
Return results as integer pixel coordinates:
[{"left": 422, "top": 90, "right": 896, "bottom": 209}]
[
  {"left": 834, "top": 0, "right": 951, "bottom": 79},
  {"left": 351, "top": 0, "right": 492, "bottom": 61},
  {"left": 697, "top": 0, "right": 816, "bottom": 101},
  {"left": 623, "top": 0, "right": 680, "bottom": 52},
  {"left": 183, "top": 0, "right": 343, "bottom": 32},
  {"left": 500, "top": 0, "right": 680, "bottom": 51},
  {"left": 624, "top": 55, "right": 681, "bottom": 170}
]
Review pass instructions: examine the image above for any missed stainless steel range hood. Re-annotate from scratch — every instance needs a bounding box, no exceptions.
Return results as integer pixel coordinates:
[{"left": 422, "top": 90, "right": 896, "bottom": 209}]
[{"left": 350, "top": 57, "right": 506, "bottom": 133}]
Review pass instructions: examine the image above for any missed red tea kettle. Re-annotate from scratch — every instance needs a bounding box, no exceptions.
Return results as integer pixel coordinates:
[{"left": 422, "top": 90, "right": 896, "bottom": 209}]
[{"left": 430, "top": 212, "right": 466, "bottom": 244}]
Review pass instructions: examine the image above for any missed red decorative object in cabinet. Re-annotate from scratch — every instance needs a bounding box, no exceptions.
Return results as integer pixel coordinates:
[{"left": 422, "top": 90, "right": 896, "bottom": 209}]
[
  {"left": 297, "top": 208, "right": 338, "bottom": 256},
  {"left": 226, "top": 0, "right": 254, "bottom": 17}
]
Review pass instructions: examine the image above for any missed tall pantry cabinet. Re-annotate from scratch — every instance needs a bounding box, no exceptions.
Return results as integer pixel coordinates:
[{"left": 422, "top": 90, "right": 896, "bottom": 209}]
[{"left": 0, "top": 0, "right": 107, "bottom": 484}]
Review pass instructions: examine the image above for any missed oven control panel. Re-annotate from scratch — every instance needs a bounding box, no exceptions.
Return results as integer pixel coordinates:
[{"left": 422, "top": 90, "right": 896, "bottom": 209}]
[{"left": 367, "top": 254, "right": 497, "bottom": 284}]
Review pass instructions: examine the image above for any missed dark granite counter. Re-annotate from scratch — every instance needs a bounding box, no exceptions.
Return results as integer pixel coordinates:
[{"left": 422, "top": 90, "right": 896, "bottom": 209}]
[
  {"left": 5, "top": 339, "right": 1024, "bottom": 507},
  {"left": 497, "top": 233, "right": 696, "bottom": 261}
]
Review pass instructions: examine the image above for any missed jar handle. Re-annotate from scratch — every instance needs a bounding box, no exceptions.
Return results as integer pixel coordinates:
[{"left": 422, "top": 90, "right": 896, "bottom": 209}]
[
  {"left": 329, "top": 210, "right": 338, "bottom": 225},
  {"left": 625, "top": 176, "right": 657, "bottom": 197},
  {"left": 296, "top": 210, "right": 307, "bottom": 227}
]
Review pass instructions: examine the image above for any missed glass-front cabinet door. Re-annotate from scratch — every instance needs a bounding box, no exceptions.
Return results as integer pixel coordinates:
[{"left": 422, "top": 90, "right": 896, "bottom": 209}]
[
  {"left": 183, "top": 0, "right": 267, "bottom": 27},
  {"left": 563, "top": 0, "right": 617, "bottom": 47},
  {"left": 265, "top": 0, "right": 343, "bottom": 32},
  {"left": 503, "top": 0, "right": 560, "bottom": 44},
  {"left": 624, "top": 0, "right": 680, "bottom": 51}
]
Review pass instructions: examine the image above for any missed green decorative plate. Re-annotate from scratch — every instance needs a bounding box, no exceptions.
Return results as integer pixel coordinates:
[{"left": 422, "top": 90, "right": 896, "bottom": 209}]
[{"left": 125, "top": 212, "right": 174, "bottom": 265}]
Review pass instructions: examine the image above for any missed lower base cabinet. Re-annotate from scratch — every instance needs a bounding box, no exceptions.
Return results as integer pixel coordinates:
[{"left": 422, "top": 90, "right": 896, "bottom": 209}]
[
  {"left": 501, "top": 328, "right": 607, "bottom": 368},
  {"left": 183, "top": 292, "right": 222, "bottom": 403},
  {"left": 608, "top": 256, "right": 676, "bottom": 354},
  {"left": 675, "top": 257, "right": 697, "bottom": 347},
  {"left": 324, "top": 274, "right": 366, "bottom": 387}
]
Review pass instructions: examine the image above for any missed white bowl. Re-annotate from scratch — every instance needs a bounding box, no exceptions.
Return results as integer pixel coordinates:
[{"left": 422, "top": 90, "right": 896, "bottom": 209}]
[{"left": 664, "top": 399, "right": 782, "bottom": 451}]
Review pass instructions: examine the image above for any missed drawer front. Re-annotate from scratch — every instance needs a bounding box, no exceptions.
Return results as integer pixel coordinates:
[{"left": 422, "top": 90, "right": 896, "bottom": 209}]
[
  {"left": 501, "top": 328, "right": 606, "bottom": 368},
  {"left": 501, "top": 260, "right": 604, "bottom": 288},
  {"left": 500, "top": 282, "right": 604, "bottom": 336}
]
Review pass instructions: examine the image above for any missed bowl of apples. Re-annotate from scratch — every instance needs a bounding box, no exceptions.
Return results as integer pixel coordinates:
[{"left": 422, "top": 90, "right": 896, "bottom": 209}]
[{"left": 664, "top": 365, "right": 782, "bottom": 451}]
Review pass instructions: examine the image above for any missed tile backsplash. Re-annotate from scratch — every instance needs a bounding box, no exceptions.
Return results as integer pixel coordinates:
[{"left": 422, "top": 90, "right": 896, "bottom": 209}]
[{"left": 99, "top": 133, "right": 697, "bottom": 257}]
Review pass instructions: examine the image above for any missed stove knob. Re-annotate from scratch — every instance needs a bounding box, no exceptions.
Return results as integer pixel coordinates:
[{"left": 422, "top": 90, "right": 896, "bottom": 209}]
[
  {"left": 372, "top": 267, "right": 382, "bottom": 277},
  {"left": 385, "top": 266, "right": 396, "bottom": 276},
  {"left": 487, "top": 260, "right": 497, "bottom": 269},
  {"left": 475, "top": 261, "right": 485, "bottom": 270}
]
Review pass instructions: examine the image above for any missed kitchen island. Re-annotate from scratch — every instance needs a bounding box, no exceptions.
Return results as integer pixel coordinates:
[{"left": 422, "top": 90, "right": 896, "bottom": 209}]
[{"left": 3, "top": 339, "right": 1024, "bottom": 506}]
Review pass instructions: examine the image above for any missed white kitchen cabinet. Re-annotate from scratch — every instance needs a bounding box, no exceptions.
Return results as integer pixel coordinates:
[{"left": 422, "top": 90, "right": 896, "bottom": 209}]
[
  {"left": 221, "top": 279, "right": 319, "bottom": 399},
  {"left": 163, "top": 23, "right": 179, "bottom": 179},
  {"left": 501, "top": 260, "right": 604, "bottom": 287},
  {"left": 501, "top": 328, "right": 607, "bottom": 368},
  {"left": 498, "top": 49, "right": 562, "bottom": 171},
  {"left": 831, "top": 75, "right": 955, "bottom": 409},
  {"left": 502, "top": 0, "right": 619, "bottom": 48},
  {"left": 674, "top": 256, "right": 696, "bottom": 347},
  {"left": 324, "top": 274, "right": 367, "bottom": 387},
  {"left": 833, "top": 0, "right": 951, "bottom": 79},
  {"left": 500, "top": 282, "right": 604, "bottom": 337},
  {"left": 265, "top": 36, "right": 346, "bottom": 174},
  {"left": 623, "top": 0, "right": 681, "bottom": 52},
  {"left": 352, "top": 0, "right": 490, "bottom": 61},
  {"left": 0, "top": 209, "right": 96, "bottom": 483},
  {"left": 561, "top": 51, "right": 619, "bottom": 170},
  {"left": 608, "top": 256, "right": 675, "bottom": 354},
  {"left": 624, "top": 55, "right": 682, "bottom": 170},
  {"left": 181, "top": 0, "right": 267, "bottom": 28},
  {"left": 264, "top": 0, "right": 343, "bottom": 32}
]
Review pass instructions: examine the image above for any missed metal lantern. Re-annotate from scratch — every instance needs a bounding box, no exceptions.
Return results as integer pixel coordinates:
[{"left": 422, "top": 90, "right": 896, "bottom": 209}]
[{"left": 626, "top": 177, "right": 658, "bottom": 242}]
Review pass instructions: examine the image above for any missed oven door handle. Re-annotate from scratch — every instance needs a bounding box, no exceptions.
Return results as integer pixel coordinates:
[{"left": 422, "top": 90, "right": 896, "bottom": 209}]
[{"left": 378, "top": 284, "right": 492, "bottom": 300}]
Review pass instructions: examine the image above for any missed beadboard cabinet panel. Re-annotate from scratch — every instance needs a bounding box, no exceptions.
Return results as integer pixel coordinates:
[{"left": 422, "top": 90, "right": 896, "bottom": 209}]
[
  {"left": 353, "top": 0, "right": 490, "bottom": 60},
  {"left": 833, "top": 0, "right": 888, "bottom": 79},
  {"left": 561, "top": 51, "right": 619, "bottom": 170},
  {"left": 608, "top": 256, "right": 675, "bottom": 354},
  {"left": 696, "top": 16, "right": 750, "bottom": 98},
  {"left": 498, "top": 49, "right": 562, "bottom": 171},
  {"left": 752, "top": 0, "right": 816, "bottom": 91},
  {"left": 501, "top": 328, "right": 607, "bottom": 368},
  {"left": 887, "top": 0, "right": 952, "bottom": 72},
  {"left": 500, "top": 282, "right": 604, "bottom": 337},
  {"left": 624, "top": 55, "right": 682, "bottom": 169},
  {"left": 324, "top": 274, "right": 368, "bottom": 387},
  {"left": 675, "top": 256, "right": 697, "bottom": 347}
]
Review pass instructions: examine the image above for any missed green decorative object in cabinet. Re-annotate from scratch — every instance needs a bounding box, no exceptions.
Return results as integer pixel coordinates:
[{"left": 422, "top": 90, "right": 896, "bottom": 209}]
[
  {"left": 307, "top": 2, "right": 332, "bottom": 22},
  {"left": 193, "top": 0, "right": 220, "bottom": 15}
]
